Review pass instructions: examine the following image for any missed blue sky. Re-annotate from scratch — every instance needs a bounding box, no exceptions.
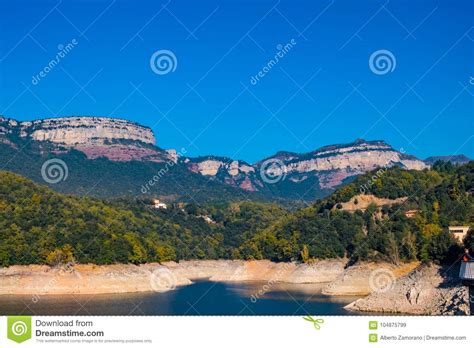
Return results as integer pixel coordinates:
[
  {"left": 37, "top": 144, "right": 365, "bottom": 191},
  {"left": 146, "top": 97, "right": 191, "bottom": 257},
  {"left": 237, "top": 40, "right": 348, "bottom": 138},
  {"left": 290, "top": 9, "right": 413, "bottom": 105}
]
[{"left": 0, "top": 0, "right": 473, "bottom": 163}]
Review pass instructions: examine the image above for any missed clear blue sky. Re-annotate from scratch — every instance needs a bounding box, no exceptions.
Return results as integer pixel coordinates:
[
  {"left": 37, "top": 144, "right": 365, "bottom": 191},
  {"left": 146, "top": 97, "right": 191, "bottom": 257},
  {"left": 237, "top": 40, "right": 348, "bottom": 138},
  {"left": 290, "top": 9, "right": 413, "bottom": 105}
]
[{"left": 0, "top": 0, "right": 473, "bottom": 163}]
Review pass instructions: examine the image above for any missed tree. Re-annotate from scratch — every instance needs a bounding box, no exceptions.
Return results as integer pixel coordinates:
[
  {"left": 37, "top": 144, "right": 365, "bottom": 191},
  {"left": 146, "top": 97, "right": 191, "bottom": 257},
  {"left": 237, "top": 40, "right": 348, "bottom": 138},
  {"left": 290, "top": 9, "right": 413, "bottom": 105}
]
[
  {"left": 386, "top": 233, "right": 400, "bottom": 265},
  {"left": 427, "top": 230, "right": 458, "bottom": 263},
  {"left": 463, "top": 230, "right": 474, "bottom": 252},
  {"left": 401, "top": 230, "right": 417, "bottom": 261},
  {"left": 300, "top": 244, "right": 310, "bottom": 263},
  {"left": 46, "top": 245, "right": 75, "bottom": 267},
  {"left": 422, "top": 224, "right": 442, "bottom": 238}
]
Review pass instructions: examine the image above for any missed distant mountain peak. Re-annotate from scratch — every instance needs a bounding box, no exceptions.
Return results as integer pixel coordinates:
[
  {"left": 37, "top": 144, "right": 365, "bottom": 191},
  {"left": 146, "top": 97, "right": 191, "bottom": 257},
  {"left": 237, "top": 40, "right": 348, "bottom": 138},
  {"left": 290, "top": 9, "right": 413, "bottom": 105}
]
[
  {"left": 18, "top": 116, "right": 156, "bottom": 145},
  {"left": 424, "top": 155, "right": 471, "bottom": 165},
  {"left": 0, "top": 115, "right": 430, "bottom": 202},
  {"left": 0, "top": 115, "right": 174, "bottom": 163},
  {"left": 187, "top": 138, "right": 427, "bottom": 198}
]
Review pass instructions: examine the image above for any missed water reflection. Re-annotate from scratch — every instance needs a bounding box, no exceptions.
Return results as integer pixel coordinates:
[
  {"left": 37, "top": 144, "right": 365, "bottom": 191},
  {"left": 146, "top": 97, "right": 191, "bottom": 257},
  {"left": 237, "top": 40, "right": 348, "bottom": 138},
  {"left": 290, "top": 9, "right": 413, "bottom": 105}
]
[{"left": 0, "top": 280, "right": 363, "bottom": 316}]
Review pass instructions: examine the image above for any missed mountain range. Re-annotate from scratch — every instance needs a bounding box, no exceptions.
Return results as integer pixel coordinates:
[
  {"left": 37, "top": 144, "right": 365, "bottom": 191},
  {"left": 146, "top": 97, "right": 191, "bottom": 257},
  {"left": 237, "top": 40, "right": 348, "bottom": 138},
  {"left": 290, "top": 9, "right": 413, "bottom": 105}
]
[
  {"left": 0, "top": 115, "right": 468, "bottom": 203},
  {"left": 424, "top": 155, "right": 471, "bottom": 166}
]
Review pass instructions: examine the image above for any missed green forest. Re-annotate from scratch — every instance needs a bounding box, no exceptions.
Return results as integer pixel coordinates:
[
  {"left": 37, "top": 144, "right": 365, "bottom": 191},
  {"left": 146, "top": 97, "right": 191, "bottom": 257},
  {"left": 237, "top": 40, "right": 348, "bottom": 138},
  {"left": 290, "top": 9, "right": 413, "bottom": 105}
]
[{"left": 0, "top": 161, "right": 472, "bottom": 267}]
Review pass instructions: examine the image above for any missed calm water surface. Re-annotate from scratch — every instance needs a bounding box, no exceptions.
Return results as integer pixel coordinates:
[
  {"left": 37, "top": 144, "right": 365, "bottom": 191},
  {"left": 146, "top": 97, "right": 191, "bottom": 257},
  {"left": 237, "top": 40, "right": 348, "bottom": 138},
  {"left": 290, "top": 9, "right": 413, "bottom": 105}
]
[{"left": 0, "top": 280, "right": 364, "bottom": 315}]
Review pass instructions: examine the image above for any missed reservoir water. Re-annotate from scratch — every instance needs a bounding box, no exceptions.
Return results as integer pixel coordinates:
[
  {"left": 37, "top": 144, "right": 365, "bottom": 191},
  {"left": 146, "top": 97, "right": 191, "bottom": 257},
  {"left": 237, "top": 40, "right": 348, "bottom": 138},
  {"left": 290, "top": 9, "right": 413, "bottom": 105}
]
[{"left": 0, "top": 280, "right": 363, "bottom": 315}]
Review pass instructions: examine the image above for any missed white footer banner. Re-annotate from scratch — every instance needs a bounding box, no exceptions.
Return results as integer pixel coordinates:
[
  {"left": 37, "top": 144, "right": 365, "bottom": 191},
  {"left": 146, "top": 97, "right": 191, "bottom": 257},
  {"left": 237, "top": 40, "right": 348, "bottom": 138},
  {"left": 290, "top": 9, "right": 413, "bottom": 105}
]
[{"left": 0, "top": 316, "right": 472, "bottom": 347}]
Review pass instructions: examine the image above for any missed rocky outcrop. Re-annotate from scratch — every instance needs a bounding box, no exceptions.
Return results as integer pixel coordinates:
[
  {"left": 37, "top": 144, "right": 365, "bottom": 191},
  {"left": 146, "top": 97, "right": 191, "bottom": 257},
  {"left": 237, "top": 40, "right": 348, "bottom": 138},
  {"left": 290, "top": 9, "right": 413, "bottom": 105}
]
[
  {"left": 186, "top": 158, "right": 255, "bottom": 177},
  {"left": 334, "top": 194, "right": 408, "bottom": 212},
  {"left": 261, "top": 140, "right": 426, "bottom": 178},
  {"left": 185, "top": 157, "right": 260, "bottom": 191},
  {"left": 425, "top": 155, "right": 471, "bottom": 165},
  {"left": 73, "top": 144, "right": 168, "bottom": 163},
  {"left": 0, "top": 116, "right": 175, "bottom": 163},
  {"left": 345, "top": 264, "right": 470, "bottom": 315},
  {"left": 187, "top": 139, "right": 428, "bottom": 196},
  {"left": 19, "top": 117, "right": 155, "bottom": 145},
  {"left": 0, "top": 116, "right": 430, "bottom": 200},
  {"left": 322, "top": 262, "right": 419, "bottom": 296},
  {"left": 258, "top": 140, "right": 427, "bottom": 187}
]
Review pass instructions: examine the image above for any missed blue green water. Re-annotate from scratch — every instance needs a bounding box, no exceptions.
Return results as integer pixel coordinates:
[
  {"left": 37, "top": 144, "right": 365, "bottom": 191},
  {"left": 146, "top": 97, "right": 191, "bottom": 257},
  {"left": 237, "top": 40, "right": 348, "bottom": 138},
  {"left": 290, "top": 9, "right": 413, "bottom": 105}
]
[{"left": 0, "top": 280, "right": 363, "bottom": 315}]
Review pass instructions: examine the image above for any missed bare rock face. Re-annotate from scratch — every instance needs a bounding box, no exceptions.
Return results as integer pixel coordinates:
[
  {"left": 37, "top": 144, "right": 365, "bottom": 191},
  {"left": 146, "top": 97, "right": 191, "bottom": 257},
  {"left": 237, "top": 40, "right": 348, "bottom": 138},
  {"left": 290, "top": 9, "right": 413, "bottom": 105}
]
[
  {"left": 73, "top": 144, "right": 168, "bottom": 163},
  {"left": 186, "top": 157, "right": 261, "bottom": 191},
  {"left": 334, "top": 194, "right": 408, "bottom": 212},
  {"left": 322, "top": 262, "right": 419, "bottom": 296},
  {"left": 19, "top": 117, "right": 156, "bottom": 145},
  {"left": 0, "top": 116, "right": 176, "bottom": 163},
  {"left": 345, "top": 264, "right": 470, "bottom": 315},
  {"left": 258, "top": 140, "right": 427, "bottom": 188},
  {"left": 0, "top": 116, "right": 430, "bottom": 200},
  {"left": 187, "top": 139, "right": 428, "bottom": 194}
]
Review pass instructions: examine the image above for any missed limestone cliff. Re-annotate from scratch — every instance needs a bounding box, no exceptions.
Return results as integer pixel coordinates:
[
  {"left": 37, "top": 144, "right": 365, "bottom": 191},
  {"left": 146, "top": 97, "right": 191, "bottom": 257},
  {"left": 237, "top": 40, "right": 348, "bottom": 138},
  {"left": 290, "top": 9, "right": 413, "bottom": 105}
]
[
  {"left": 185, "top": 157, "right": 260, "bottom": 191},
  {"left": 187, "top": 139, "right": 428, "bottom": 195},
  {"left": 0, "top": 116, "right": 173, "bottom": 162},
  {"left": 19, "top": 117, "right": 155, "bottom": 145},
  {"left": 0, "top": 116, "right": 431, "bottom": 201}
]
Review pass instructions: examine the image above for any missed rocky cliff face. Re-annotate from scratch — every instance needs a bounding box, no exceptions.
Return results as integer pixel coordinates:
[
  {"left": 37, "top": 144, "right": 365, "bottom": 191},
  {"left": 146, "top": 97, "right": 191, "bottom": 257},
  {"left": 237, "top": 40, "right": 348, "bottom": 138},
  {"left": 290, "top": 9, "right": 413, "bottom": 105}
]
[
  {"left": 425, "top": 155, "right": 471, "bottom": 165},
  {"left": 259, "top": 139, "right": 427, "bottom": 188},
  {"left": 0, "top": 116, "right": 430, "bottom": 201},
  {"left": 0, "top": 116, "right": 173, "bottom": 162},
  {"left": 345, "top": 264, "right": 470, "bottom": 315},
  {"left": 185, "top": 157, "right": 260, "bottom": 191},
  {"left": 19, "top": 117, "right": 155, "bottom": 145},
  {"left": 187, "top": 139, "right": 428, "bottom": 197}
]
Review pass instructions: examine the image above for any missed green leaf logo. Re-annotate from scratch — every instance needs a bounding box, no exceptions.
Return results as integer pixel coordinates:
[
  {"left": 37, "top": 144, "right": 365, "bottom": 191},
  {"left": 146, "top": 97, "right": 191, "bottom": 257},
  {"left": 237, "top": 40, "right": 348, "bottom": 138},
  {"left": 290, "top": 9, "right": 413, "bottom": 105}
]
[
  {"left": 7, "top": 316, "right": 32, "bottom": 343},
  {"left": 303, "top": 315, "right": 324, "bottom": 330}
]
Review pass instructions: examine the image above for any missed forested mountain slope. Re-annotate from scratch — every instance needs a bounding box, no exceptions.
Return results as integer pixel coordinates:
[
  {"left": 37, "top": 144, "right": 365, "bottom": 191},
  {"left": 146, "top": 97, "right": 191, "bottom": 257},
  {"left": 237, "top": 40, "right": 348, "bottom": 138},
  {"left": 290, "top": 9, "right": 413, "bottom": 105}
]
[{"left": 0, "top": 161, "right": 472, "bottom": 266}]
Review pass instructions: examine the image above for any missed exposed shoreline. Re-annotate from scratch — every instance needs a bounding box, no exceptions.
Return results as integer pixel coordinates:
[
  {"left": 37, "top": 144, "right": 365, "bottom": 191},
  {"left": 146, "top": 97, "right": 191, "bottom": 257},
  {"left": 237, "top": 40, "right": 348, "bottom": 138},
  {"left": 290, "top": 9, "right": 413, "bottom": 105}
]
[
  {"left": 344, "top": 263, "right": 470, "bottom": 315},
  {"left": 0, "top": 260, "right": 469, "bottom": 315},
  {"left": 0, "top": 260, "right": 346, "bottom": 295}
]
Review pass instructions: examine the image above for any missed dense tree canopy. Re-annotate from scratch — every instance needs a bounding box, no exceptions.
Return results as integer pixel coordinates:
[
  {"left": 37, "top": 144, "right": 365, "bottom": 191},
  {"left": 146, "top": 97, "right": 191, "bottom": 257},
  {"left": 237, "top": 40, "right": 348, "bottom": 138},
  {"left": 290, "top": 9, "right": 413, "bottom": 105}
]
[{"left": 0, "top": 161, "right": 472, "bottom": 267}]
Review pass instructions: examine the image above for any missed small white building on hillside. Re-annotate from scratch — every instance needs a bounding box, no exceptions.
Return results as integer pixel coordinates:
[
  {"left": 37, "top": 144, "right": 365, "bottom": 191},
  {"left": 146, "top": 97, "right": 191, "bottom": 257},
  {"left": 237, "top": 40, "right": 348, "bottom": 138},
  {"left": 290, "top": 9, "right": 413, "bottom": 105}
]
[
  {"left": 152, "top": 199, "right": 167, "bottom": 209},
  {"left": 199, "top": 215, "right": 216, "bottom": 224},
  {"left": 449, "top": 226, "right": 470, "bottom": 243}
]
